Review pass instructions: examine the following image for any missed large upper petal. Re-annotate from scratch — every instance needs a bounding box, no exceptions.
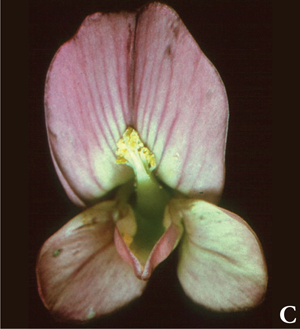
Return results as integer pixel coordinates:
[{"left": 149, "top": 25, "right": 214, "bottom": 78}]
[
  {"left": 133, "top": 3, "right": 229, "bottom": 203},
  {"left": 45, "top": 12, "right": 137, "bottom": 206},
  {"left": 172, "top": 199, "right": 267, "bottom": 311},
  {"left": 36, "top": 201, "right": 146, "bottom": 323},
  {"left": 46, "top": 3, "right": 228, "bottom": 207}
]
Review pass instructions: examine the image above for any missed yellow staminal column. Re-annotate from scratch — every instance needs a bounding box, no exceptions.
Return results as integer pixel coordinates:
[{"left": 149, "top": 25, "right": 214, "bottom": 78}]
[{"left": 115, "top": 127, "right": 171, "bottom": 264}]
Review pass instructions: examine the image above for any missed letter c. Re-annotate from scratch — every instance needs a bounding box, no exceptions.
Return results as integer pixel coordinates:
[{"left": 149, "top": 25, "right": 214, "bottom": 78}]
[{"left": 280, "top": 306, "right": 296, "bottom": 324}]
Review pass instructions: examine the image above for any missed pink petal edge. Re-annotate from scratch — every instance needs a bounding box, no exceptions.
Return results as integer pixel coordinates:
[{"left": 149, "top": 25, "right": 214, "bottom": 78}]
[{"left": 114, "top": 202, "right": 184, "bottom": 280}]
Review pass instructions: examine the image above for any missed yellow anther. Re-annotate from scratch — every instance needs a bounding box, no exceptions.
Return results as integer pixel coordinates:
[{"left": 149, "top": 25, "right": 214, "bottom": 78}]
[
  {"left": 115, "top": 157, "right": 128, "bottom": 165},
  {"left": 122, "top": 232, "right": 133, "bottom": 246},
  {"left": 115, "top": 127, "right": 156, "bottom": 174}
]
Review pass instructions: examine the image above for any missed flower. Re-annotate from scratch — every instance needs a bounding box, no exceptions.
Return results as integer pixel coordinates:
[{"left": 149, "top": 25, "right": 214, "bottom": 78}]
[{"left": 36, "top": 2, "right": 268, "bottom": 323}]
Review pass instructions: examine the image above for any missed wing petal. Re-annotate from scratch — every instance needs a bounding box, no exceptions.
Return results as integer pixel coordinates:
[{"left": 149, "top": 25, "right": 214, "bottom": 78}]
[
  {"left": 173, "top": 199, "right": 267, "bottom": 311},
  {"left": 36, "top": 201, "right": 146, "bottom": 322}
]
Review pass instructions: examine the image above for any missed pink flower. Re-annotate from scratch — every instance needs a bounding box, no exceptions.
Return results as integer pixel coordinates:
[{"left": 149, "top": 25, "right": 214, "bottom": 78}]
[{"left": 36, "top": 2, "right": 268, "bottom": 323}]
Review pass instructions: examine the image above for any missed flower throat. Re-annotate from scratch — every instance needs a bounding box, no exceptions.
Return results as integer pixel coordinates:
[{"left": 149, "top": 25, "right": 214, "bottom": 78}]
[{"left": 115, "top": 127, "right": 171, "bottom": 263}]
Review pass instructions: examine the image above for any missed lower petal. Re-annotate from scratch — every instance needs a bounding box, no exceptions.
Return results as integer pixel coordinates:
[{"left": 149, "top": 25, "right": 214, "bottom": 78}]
[
  {"left": 36, "top": 201, "right": 146, "bottom": 323},
  {"left": 173, "top": 199, "right": 267, "bottom": 311}
]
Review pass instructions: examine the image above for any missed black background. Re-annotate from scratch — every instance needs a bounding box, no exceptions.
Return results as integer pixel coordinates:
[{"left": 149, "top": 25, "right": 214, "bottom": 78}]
[
  {"left": 28, "top": 0, "right": 272, "bottom": 328},
  {"left": 3, "top": 0, "right": 277, "bottom": 328}
]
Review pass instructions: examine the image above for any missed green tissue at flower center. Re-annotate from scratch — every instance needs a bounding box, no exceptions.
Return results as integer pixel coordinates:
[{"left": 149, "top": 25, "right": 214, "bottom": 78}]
[{"left": 116, "top": 127, "right": 171, "bottom": 264}]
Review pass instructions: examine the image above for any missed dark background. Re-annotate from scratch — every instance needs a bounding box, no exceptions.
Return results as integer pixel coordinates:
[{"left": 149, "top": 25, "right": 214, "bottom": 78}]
[{"left": 26, "top": 0, "right": 273, "bottom": 327}]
